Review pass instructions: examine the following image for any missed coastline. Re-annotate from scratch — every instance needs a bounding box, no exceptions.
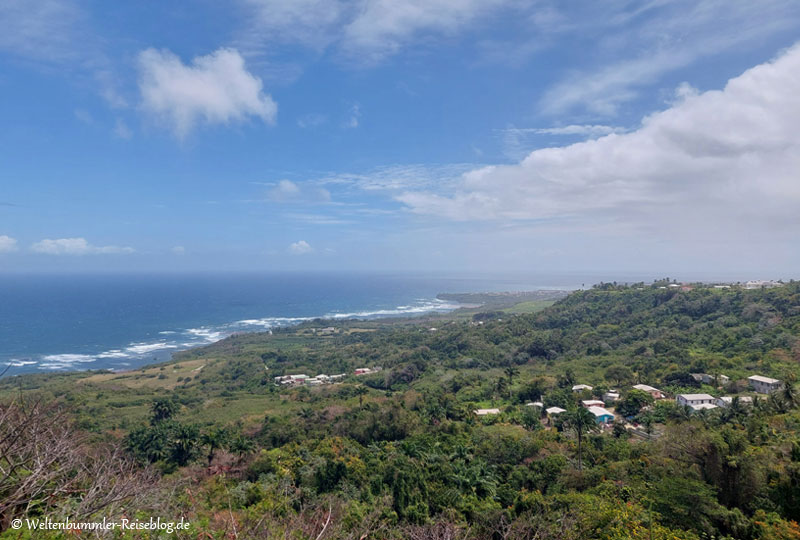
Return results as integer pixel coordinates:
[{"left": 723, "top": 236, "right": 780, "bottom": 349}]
[{"left": 2, "top": 296, "right": 466, "bottom": 377}]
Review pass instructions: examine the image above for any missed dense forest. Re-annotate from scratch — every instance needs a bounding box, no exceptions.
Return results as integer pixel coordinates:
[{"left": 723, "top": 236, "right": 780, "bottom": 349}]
[{"left": 2, "top": 281, "right": 800, "bottom": 539}]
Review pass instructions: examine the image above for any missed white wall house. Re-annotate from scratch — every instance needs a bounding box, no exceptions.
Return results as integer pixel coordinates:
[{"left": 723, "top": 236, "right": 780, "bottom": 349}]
[
  {"left": 572, "top": 384, "right": 593, "bottom": 392},
  {"left": 748, "top": 375, "right": 782, "bottom": 394},
  {"left": 676, "top": 393, "right": 715, "bottom": 407},
  {"left": 581, "top": 400, "right": 605, "bottom": 408}
]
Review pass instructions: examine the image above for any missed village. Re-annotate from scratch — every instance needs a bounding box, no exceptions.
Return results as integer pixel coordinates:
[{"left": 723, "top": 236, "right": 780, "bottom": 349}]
[{"left": 474, "top": 373, "right": 785, "bottom": 437}]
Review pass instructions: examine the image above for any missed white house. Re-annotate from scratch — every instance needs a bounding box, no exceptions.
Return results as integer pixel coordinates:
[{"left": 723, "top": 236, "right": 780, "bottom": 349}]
[
  {"left": 632, "top": 384, "right": 665, "bottom": 399},
  {"left": 603, "top": 392, "right": 620, "bottom": 402},
  {"left": 690, "top": 403, "right": 718, "bottom": 413},
  {"left": 677, "top": 393, "right": 715, "bottom": 407},
  {"left": 572, "top": 384, "right": 593, "bottom": 392},
  {"left": 716, "top": 396, "right": 753, "bottom": 408},
  {"left": 474, "top": 408, "right": 501, "bottom": 416},
  {"left": 525, "top": 402, "right": 544, "bottom": 408},
  {"left": 748, "top": 375, "right": 782, "bottom": 394},
  {"left": 582, "top": 399, "right": 605, "bottom": 408},
  {"left": 545, "top": 406, "right": 566, "bottom": 416},
  {"left": 691, "top": 373, "right": 730, "bottom": 385}
]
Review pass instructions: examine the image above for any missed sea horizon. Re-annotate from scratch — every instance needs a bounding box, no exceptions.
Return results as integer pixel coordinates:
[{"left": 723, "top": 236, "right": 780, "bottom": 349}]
[{"left": 0, "top": 271, "right": 589, "bottom": 377}]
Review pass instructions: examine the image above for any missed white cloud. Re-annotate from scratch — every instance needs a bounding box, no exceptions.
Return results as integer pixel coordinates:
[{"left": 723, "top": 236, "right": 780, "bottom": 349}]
[
  {"left": 539, "top": 0, "right": 800, "bottom": 116},
  {"left": 0, "top": 0, "right": 83, "bottom": 63},
  {"left": 238, "top": 0, "right": 517, "bottom": 64},
  {"left": 171, "top": 246, "right": 186, "bottom": 255},
  {"left": 498, "top": 125, "right": 626, "bottom": 160},
  {"left": 340, "top": 0, "right": 513, "bottom": 63},
  {"left": 396, "top": 44, "right": 800, "bottom": 238},
  {"left": 318, "top": 163, "right": 476, "bottom": 192},
  {"left": 344, "top": 103, "right": 361, "bottom": 128},
  {"left": 297, "top": 113, "right": 327, "bottom": 128},
  {"left": 532, "top": 125, "right": 625, "bottom": 137},
  {"left": 31, "top": 238, "right": 135, "bottom": 255},
  {"left": 113, "top": 119, "right": 132, "bottom": 139},
  {"left": 288, "top": 240, "right": 313, "bottom": 255},
  {"left": 0, "top": 235, "right": 18, "bottom": 253},
  {"left": 137, "top": 48, "right": 277, "bottom": 138},
  {"left": 266, "top": 180, "right": 331, "bottom": 203}
]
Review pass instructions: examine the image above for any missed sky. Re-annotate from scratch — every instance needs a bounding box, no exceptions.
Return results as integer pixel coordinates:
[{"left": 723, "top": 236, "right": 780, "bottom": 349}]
[{"left": 1, "top": 0, "right": 799, "bottom": 277}]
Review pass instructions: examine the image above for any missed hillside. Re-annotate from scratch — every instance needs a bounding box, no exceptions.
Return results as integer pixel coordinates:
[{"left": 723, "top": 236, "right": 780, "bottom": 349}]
[{"left": 1, "top": 282, "right": 800, "bottom": 539}]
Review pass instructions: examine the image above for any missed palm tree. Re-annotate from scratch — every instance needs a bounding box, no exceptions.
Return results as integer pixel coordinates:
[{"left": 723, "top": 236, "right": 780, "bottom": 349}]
[
  {"left": 227, "top": 435, "right": 255, "bottom": 465},
  {"left": 150, "top": 397, "right": 178, "bottom": 425},
  {"left": 504, "top": 366, "right": 519, "bottom": 400},
  {"left": 355, "top": 386, "right": 368, "bottom": 407},
  {"left": 201, "top": 428, "right": 229, "bottom": 467},
  {"left": 564, "top": 407, "right": 597, "bottom": 472},
  {"left": 781, "top": 376, "right": 798, "bottom": 409}
]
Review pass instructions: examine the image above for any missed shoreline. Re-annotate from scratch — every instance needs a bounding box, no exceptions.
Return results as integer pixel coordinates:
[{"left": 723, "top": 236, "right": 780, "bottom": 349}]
[
  {"left": 2, "top": 289, "right": 572, "bottom": 379},
  {"left": 1, "top": 296, "right": 469, "bottom": 377}
]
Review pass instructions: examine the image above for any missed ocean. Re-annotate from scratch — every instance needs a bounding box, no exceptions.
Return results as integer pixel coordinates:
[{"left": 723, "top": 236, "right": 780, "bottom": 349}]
[{"left": 0, "top": 272, "right": 599, "bottom": 376}]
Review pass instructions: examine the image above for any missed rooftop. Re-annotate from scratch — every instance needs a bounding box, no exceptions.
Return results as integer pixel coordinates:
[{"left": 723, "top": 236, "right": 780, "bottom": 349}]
[{"left": 748, "top": 375, "right": 780, "bottom": 384}]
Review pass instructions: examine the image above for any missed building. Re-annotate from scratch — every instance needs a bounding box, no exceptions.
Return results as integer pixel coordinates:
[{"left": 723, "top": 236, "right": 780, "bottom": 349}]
[
  {"left": 748, "top": 375, "right": 782, "bottom": 394},
  {"left": 632, "top": 384, "right": 665, "bottom": 399},
  {"left": 590, "top": 407, "right": 614, "bottom": 424},
  {"left": 716, "top": 396, "right": 753, "bottom": 408},
  {"left": 354, "top": 368, "right": 372, "bottom": 375},
  {"left": 572, "top": 384, "right": 593, "bottom": 392},
  {"left": 581, "top": 399, "right": 605, "bottom": 408},
  {"left": 474, "top": 408, "right": 501, "bottom": 416},
  {"left": 545, "top": 406, "right": 566, "bottom": 416},
  {"left": 603, "top": 392, "right": 620, "bottom": 402},
  {"left": 691, "top": 373, "right": 730, "bottom": 386},
  {"left": 274, "top": 374, "right": 309, "bottom": 386},
  {"left": 689, "top": 403, "right": 718, "bottom": 413},
  {"left": 588, "top": 406, "right": 614, "bottom": 424},
  {"left": 525, "top": 401, "right": 543, "bottom": 408},
  {"left": 677, "top": 393, "right": 715, "bottom": 407},
  {"left": 744, "top": 280, "right": 783, "bottom": 289}
]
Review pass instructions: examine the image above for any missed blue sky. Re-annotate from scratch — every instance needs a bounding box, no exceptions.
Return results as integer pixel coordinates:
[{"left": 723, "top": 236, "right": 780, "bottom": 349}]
[{"left": 1, "top": 0, "right": 799, "bottom": 277}]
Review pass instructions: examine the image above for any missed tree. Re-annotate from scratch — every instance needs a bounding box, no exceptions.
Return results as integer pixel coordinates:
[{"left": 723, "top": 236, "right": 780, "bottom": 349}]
[
  {"left": 1, "top": 399, "right": 155, "bottom": 526},
  {"left": 617, "top": 389, "right": 654, "bottom": 417},
  {"left": 201, "top": 427, "right": 230, "bottom": 467},
  {"left": 604, "top": 365, "right": 633, "bottom": 386},
  {"left": 781, "top": 376, "right": 798, "bottom": 409},
  {"left": 563, "top": 407, "right": 597, "bottom": 472},
  {"left": 227, "top": 435, "right": 255, "bottom": 465},
  {"left": 150, "top": 397, "right": 178, "bottom": 425},
  {"left": 356, "top": 386, "right": 369, "bottom": 407},
  {"left": 504, "top": 365, "right": 519, "bottom": 400}
]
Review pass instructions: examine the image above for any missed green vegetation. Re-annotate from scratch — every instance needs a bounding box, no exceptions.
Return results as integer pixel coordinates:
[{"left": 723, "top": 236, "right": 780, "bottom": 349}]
[{"left": 2, "top": 281, "right": 800, "bottom": 538}]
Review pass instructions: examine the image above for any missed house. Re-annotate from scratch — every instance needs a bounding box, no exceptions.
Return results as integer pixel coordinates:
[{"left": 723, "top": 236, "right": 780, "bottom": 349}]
[
  {"left": 582, "top": 399, "right": 605, "bottom": 408},
  {"left": 716, "top": 396, "right": 753, "bottom": 408},
  {"left": 677, "top": 393, "right": 715, "bottom": 407},
  {"left": 603, "top": 392, "right": 620, "bottom": 402},
  {"left": 691, "top": 373, "right": 730, "bottom": 386},
  {"left": 525, "top": 401, "right": 544, "bottom": 408},
  {"left": 572, "top": 384, "right": 593, "bottom": 392},
  {"left": 354, "top": 368, "right": 372, "bottom": 375},
  {"left": 274, "top": 374, "right": 310, "bottom": 386},
  {"left": 632, "top": 384, "right": 665, "bottom": 399},
  {"left": 744, "top": 280, "right": 783, "bottom": 290},
  {"left": 748, "top": 375, "right": 782, "bottom": 394},
  {"left": 588, "top": 406, "right": 614, "bottom": 424},
  {"left": 545, "top": 406, "right": 566, "bottom": 416},
  {"left": 690, "top": 403, "right": 718, "bottom": 413},
  {"left": 474, "top": 408, "right": 501, "bottom": 416}
]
